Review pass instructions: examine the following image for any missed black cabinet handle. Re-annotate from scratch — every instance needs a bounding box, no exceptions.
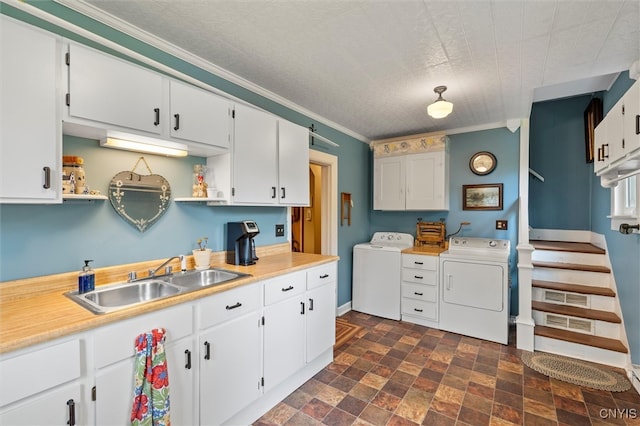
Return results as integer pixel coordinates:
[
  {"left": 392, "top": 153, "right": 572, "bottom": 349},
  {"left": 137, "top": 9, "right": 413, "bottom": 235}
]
[
  {"left": 414, "top": 261, "right": 423, "bottom": 265},
  {"left": 173, "top": 113, "right": 180, "bottom": 130},
  {"left": 282, "top": 285, "right": 294, "bottom": 292},
  {"left": 42, "top": 166, "right": 51, "bottom": 189},
  {"left": 636, "top": 114, "right": 639, "bottom": 135},
  {"left": 204, "top": 341, "right": 210, "bottom": 360},
  {"left": 271, "top": 186, "right": 276, "bottom": 198},
  {"left": 414, "top": 275, "right": 423, "bottom": 279},
  {"left": 320, "top": 274, "right": 329, "bottom": 279},
  {"left": 414, "top": 292, "right": 424, "bottom": 296},
  {"left": 281, "top": 187, "right": 286, "bottom": 199},
  {"left": 309, "top": 298, "right": 314, "bottom": 311},
  {"left": 154, "top": 108, "right": 160, "bottom": 126},
  {"left": 603, "top": 143, "right": 609, "bottom": 159},
  {"left": 66, "top": 399, "right": 75, "bottom": 426},
  {"left": 300, "top": 301, "right": 305, "bottom": 315},
  {"left": 226, "top": 302, "right": 242, "bottom": 310},
  {"left": 185, "top": 349, "right": 191, "bottom": 370},
  {"left": 414, "top": 308, "right": 423, "bottom": 313}
]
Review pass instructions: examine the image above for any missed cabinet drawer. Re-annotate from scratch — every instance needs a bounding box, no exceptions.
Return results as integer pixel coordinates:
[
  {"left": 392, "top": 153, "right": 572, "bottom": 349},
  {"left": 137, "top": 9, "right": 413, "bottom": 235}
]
[
  {"left": 402, "top": 268, "right": 437, "bottom": 285},
  {"left": 402, "top": 254, "right": 438, "bottom": 270},
  {"left": 402, "top": 298, "right": 437, "bottom": 320},
  {"left": 0, "top": 338, "right": 81, "bottom": 407},
  {"left": 95, "top": 304, "right": 193, "bottom": 368},
  {"left": 199, "top": 282, "right": 261, "bottom": 329},
  {"left": 306, "top": 262, "right": 337, "bottom": 290},
  {"left": 264, "top": 270, "right": 306, "bottom": 305},
  {"left": 402, "top": 283, "right": 437, "bottom": 302}
]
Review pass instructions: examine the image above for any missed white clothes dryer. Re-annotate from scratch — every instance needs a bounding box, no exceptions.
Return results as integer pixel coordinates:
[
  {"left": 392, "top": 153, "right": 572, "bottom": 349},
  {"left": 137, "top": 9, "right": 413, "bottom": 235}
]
[
  {"left": 439, "top": 237, "right": 511, "bottom": 344},
  {"left": 352, "top": 232, "right": 414, "bottom": 320}
]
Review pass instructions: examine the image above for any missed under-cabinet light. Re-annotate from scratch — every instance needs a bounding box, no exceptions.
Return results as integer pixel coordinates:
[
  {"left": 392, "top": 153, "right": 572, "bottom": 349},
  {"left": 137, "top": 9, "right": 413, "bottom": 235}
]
[{"left": 100, "top": 137, "right": 188, "bottom": 157}]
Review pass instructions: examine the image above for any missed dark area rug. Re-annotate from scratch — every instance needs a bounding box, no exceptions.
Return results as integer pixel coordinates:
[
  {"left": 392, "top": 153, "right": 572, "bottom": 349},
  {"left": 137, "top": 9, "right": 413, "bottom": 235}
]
[{"left": 522, "top": 351, "right": 631, "bottom": 392}]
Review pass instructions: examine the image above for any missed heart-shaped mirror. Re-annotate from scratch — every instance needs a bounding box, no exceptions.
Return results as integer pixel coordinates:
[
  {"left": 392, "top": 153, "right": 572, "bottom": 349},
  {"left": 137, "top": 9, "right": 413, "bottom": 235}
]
[{"left": 108, "top": 158, "right": 171, "bottom": 232}]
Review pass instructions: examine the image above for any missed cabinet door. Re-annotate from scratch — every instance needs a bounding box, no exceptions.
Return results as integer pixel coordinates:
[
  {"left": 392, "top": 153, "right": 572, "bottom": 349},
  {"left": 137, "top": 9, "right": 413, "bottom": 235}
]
[
  {"left": 68, "top": 43, "right": 163, "bottom": 134},
  {"left": 233, "top": 104, "right": 278, "bottom": 204},
  {"left": 169, "top": 80, "right": 231, "bottom": 149},
  {"left": 278, "top": 120, "right": 310, "bottom": 205},
  {"left": 623, "top": 81, "right": 640, "bottom": 156},
  {"left": 199, "top": 312, "right": 262, "bottom": 425},
  {"left": 306, "top": 282, "right": 336, "bottom": 362},
  {"left": 263, "top": 296, "right": 305, "bottom": 392},
  {"left": 406, "top": 152, "right": 447, "bottom": 210},
  {"left": 0, "top": 382, "right": 84, "bottom": 426},
  {"left": 95, "top": 337, "right": 194, "bottom": 426},
  {"left": 1, "top": 17, "right": 61, "bottom": 203},
  {"left": 373, "top": 156, "right": 405, "bottom": 210},
  {"left": 606, "top": 98, "right": 625, "bottom": 166},
  {"left": 594, "top": 119, "right": 608, "bottom": 173}
]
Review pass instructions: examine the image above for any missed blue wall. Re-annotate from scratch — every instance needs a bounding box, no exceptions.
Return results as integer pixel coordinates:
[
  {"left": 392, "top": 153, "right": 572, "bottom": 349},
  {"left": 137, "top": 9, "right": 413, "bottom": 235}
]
[
  {"left": 529, "top": 95, "right": 596, "bottom": 230},
  {"left": 369, "top": 128, "right": 521, "bottom": 314}
]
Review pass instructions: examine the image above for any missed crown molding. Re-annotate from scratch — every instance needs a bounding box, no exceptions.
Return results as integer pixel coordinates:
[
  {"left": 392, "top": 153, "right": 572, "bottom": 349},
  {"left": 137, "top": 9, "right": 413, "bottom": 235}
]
[{"left": 24, "top": 0, "right": 370, "bottom": 143}]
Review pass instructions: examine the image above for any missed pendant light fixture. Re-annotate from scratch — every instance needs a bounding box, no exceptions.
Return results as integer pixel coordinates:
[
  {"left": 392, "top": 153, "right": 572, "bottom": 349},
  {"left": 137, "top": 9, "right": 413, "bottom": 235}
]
[{"left": 427, "top": 85, "right": 453, "bottom": 119}]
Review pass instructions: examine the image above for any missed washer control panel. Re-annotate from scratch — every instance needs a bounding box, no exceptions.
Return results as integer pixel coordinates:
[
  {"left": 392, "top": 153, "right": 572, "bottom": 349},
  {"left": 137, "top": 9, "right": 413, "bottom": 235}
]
[
  {"left": 370, "top": 232, "right": 414, "bottom": 247},
  {"left": 447, "top": 237, "right": 510, "bottom": 258}
]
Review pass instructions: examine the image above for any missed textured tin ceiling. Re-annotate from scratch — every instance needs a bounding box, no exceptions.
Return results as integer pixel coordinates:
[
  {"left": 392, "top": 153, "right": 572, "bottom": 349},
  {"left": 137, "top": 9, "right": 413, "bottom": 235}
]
[{"left": 71, "top": 0, "right": 639, "bottom": 141}]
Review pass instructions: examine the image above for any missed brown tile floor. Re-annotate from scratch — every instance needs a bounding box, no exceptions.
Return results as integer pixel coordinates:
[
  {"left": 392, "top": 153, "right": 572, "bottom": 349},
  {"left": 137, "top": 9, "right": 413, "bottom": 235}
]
[{"left": 255, "top": 311, "right": 640, "bottom": 426}]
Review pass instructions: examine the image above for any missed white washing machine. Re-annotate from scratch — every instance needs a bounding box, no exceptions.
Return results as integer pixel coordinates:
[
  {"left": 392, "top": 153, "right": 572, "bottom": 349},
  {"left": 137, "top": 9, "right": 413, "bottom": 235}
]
[
  {"left": 352, "top": 232, "right": 414, "bottom": 320},
  {"left": 439, "top": 237, "right": 510, "bottom": 344}
]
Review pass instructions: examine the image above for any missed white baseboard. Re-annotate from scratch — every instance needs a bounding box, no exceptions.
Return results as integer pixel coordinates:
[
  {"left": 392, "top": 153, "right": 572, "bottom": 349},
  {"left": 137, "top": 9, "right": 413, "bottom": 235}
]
[{"left": 337, "top": 301, "right": 351, "bottom": 317}]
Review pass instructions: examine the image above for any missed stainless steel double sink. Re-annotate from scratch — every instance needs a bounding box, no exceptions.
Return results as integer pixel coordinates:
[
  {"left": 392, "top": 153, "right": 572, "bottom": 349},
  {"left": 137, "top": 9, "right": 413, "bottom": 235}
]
[{"left": 66, "top": 268, "right": 250, "bottom": 314}]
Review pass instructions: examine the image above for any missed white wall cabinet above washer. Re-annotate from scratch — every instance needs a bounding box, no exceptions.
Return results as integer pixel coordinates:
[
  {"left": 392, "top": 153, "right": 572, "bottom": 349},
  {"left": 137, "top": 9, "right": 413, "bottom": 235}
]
[
  {"left": 1, "top": 16, "right": 62, "bottom": 204},
  {"left": 374, "top": 151, "right": 449, "bottom": 211},
  {"left": 64, "top": 43, "right": 231, "bottom": 156}
]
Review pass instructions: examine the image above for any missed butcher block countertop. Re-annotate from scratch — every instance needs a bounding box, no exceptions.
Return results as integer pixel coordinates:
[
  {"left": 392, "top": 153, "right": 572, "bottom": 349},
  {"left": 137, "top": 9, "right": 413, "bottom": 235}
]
[
  {"left": 402, "top": 245, "right": 447, "bottom": 256},
  {"left": 0, "top": 247, "right": 338, "bottom": 355}
]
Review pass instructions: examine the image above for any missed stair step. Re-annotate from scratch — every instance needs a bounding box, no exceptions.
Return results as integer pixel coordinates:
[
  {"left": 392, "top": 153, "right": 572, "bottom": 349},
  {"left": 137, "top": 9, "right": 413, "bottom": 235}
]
[
  {"left": 532, "top": 260, "right": 610, "bottom": 274},
  {"left": 531, "top": 240, "right": 605, "bottom": 254},
  {"left": 532, "top": 280, "right": 616, "bottom": 297},
  {"left": 535, "top": 325, "right": 628, "bottom": 353},
  {"left": 532, "top": 301, "right": 621, "bottom": 323}
]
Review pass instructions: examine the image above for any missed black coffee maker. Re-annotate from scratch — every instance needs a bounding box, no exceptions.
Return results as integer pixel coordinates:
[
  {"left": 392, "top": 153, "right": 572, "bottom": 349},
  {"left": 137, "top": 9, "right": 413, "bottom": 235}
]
[{"left": 226, "top": 221, "right": 260, "bottom": 265}]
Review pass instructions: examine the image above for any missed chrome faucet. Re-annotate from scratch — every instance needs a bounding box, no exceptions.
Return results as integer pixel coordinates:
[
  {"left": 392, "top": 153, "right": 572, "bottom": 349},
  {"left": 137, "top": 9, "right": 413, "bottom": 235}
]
[{"left": 148, "top": 255, "right": 185, "bottom": 278}]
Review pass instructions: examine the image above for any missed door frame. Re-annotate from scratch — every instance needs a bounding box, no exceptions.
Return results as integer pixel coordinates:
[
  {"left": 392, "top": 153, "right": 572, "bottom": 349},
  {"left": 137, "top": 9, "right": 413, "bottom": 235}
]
[{"left": 309, "top": 150, "right": 338, "bottom": 256}]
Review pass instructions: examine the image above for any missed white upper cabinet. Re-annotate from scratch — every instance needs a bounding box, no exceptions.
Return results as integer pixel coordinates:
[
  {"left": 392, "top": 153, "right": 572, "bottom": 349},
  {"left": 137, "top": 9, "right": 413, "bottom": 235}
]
[
  {"left": 278, "top": 120, "right": 310, "bottom": 205},
  {"left": 1, "top": 16, "right": 62, "bottom": 203},
  {"left": 67, "top": 43, "right": 163, "bottom": 134},
  {"left": 373, "top": 156, "right": 406, "bottom": 210},
  {"left": 64, "top": 43, "right": 230, "bottom": 156},
  {"left": 169, "top": 80, "right": 231, "bottom": 149},
  {"left": 372, "top": 134, "right": 449, "bottom": 211},
  {"left": 622, "top": 81, "right": 640, "bottom": 157},
  {"left": 232, "top": 103, "right": 279, "bottom": 204}
]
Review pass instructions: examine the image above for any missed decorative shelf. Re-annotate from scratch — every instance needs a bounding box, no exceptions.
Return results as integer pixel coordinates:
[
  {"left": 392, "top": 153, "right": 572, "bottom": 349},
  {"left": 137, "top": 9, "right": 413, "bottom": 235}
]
[
  {"left": 174, "top": 197, "right": 228, "bottom": 205},
  {"left": 63, "top": 194, "right": 108, "bottom": 203}
]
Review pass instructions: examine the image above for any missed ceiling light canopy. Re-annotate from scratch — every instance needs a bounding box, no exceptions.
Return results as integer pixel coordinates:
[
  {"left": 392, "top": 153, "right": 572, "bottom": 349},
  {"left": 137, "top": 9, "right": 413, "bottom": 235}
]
[{"left": 427, "top": 85, "right": 453, "bottom": 119}]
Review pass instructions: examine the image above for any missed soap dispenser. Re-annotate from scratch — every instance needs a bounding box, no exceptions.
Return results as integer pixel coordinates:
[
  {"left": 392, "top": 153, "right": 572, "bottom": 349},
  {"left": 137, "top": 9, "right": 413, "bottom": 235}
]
[{"left": 78, "top": 260, "right": 95, "bottom": 294}]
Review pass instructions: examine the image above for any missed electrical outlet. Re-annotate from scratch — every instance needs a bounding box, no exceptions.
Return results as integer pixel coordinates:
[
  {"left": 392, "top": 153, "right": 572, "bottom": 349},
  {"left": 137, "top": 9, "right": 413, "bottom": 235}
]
[
  {"left": 496, "top": 220, "right": 508, "bottom": 230},
  {"left": 275, "top": 224, "right": 285, "bottom": 237}
]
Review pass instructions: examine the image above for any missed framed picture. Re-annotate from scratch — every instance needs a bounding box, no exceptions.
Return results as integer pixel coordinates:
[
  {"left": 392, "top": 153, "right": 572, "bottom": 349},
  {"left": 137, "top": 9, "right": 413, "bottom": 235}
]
[
  {"left": 583, "top": 98, "right": 603, "bottom": 163},
  {"left": 463, "top": 183, "right": 503, "bottom": 210}
]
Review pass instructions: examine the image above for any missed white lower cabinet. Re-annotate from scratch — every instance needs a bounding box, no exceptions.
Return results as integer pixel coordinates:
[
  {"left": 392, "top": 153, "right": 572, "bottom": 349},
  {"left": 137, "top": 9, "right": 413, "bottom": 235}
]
[
  {"left": 93, "top": 304, "right": 194, "bottom": 425},
  {"left": 0, "top": 338, "right": 87, "bottom": 425},
  {"left": 263, "top": 271, "right": 307, "bottom": 392},
  {"left": 401, "top": 253, "right": 439, "bottom": 327},
  {"left": 197, "top": 282, "right": 262, "bottom": 425}
]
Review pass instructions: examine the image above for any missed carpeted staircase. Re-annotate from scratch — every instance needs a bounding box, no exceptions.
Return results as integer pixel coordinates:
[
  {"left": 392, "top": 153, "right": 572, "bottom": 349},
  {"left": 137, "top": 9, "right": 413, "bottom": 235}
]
[{"left": 530, "top": 235, "right": 629, "bottom": 368}]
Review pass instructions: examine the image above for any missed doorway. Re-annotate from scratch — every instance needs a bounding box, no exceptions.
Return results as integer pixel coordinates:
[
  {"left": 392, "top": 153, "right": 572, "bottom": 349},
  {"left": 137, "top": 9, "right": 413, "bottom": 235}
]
[{"left": 290, "top": 150, "right": 338, "bottom": 256}]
